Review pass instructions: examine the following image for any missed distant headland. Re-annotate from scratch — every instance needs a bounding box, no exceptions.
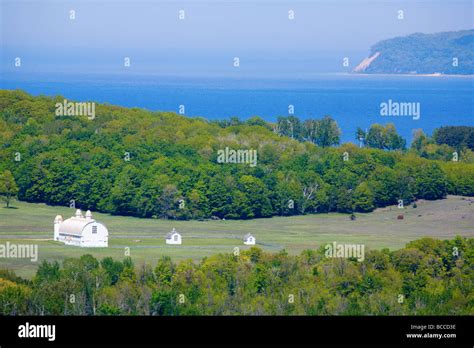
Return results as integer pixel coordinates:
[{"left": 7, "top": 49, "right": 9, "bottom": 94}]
[{"left": 353, "top": 30, "right": 474, "bottom": 75}]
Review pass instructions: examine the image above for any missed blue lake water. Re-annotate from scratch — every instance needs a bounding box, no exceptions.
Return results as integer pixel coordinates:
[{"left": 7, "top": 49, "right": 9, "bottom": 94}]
[{"left": 1, "top": 72, "right": 473, "bottom": 143}]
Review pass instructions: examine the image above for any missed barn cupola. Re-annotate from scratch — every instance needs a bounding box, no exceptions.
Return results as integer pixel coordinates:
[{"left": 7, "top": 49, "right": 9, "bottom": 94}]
[
  {"left": 53, "top": 215, "right": 63, "bottom": 241},
  {"left": 75, "top": 209, "right": 83, "bottom": 218},
  {"left": 85, "top": 210, "right": 92, "bottom": 220}
]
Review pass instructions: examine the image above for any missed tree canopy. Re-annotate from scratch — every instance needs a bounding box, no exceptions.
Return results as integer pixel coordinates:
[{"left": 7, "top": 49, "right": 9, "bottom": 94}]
[
  {"left": 0, "top": 90, "right": 472, "bottom": 220},
  {"left": 0, "top": 170, "right": 19, "bottom": 207},
  {"left": 0, "top": 237, "right": 471, "bottom": 315}
]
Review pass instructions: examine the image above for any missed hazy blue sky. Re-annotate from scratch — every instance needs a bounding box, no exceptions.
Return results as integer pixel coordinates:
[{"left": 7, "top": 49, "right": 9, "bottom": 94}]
[{"left": 1, "top": 0, "right": 473, "bottom": 76}]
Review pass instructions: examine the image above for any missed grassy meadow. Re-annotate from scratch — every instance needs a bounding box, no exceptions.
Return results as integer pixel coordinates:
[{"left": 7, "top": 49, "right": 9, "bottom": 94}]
[{"left": 0, "top": 196, "right": 473, "bottom": 278}]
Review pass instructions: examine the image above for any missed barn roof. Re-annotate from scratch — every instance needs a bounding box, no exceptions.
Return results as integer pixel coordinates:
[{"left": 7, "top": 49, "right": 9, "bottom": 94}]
[
  {"left": 57, "top": 209, "right": 107, "bottom": 237},
  {"left": 243, "top": 233, "right": 253, "bottom": 240},
  {"left": 58, "top": 217, "right": 95, "bottom": 236}
]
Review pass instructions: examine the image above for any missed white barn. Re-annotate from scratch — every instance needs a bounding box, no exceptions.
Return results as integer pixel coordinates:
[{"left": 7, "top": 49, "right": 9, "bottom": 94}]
[
  {"left": 54, "top": 209, "right": 109, "bottom": 247},
  {"left": 243, "top": 233, "right": 256, "bottom": 245},
  {"left": 166, "top": 228, "right": 182, "bottom": 245}
]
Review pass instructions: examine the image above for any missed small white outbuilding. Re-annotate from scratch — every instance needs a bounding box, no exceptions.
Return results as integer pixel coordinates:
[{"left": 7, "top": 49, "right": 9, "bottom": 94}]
[
  {"left": 166, "top": 228, "right": 182, "bottom": 245},
  {"left": 54, "top": 209, "right": 109, "bottom": 247},
  {"left": 243, "top": 233, "right": 256, "bottom": 245}
]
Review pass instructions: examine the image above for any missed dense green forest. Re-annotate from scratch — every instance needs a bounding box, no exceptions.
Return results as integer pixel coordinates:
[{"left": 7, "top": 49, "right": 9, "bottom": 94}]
[
  {"left": 0, "top": 237, "right": 471, "bottom": 315},
  {"left": 0, "top": 90, "right": 473, "bottom": 219},
  {"left": 355, "top": 30, "right": 474, "bottom": 75}
]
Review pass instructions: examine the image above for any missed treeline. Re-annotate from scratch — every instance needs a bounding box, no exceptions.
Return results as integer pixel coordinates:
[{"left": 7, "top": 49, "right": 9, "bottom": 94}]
[
  {"left": 410, "top": 127, "right": 474, "bottom": 164},
  {"left": 0, "top": 237, "right": 472, "bottom": 315},
  {"left": 221, "top": 115, "right": 473, "bottom": 154},
  {"left": 0, "top": 90, "right": 473, "bottom": 220}
]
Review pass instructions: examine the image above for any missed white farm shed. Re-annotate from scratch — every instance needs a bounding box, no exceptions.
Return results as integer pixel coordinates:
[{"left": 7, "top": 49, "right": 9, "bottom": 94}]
[
  {"left": 166, "top": 228, "right": 182, "bottom": 245},
  {"left": 54, "top": 209, "right": 109, "bottom": 247},
  {"left": 243, "top": 233, "right": 256, "bottom": 245}
]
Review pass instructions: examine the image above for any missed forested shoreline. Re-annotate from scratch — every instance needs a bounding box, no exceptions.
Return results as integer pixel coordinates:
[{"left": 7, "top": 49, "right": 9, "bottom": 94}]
[
  {"left": 353, "top": 30, "right": 474, "bottom": 75},
  {"left": 0, "top": 90, "right": 473, "bottom": 220}
]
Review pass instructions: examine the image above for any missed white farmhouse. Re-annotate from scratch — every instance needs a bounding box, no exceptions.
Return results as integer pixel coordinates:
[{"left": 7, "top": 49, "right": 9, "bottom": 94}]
[
  {"left": 54, "top": 209, "right": 109, "bottom": 247},
  {"left": 243, "top": 233, "right": 256, "bottom": 245},
  {"left": 166, "top": 228, "right": 182, "bottom": 245}
]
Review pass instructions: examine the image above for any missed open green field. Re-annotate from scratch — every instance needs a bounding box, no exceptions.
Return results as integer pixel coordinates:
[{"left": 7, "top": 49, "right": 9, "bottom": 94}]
[{"left": 0, "top": 196, "right": 473, "bottom": 278}]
